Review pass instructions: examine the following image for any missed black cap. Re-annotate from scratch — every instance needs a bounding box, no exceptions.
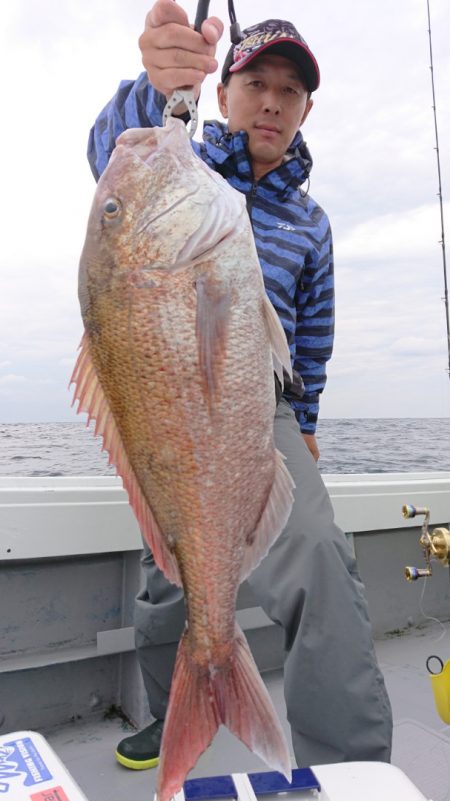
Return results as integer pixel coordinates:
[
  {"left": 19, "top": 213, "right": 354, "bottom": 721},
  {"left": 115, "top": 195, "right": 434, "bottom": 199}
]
[{"left": 221, "top": 19, "right": 320, "bottom": 92}]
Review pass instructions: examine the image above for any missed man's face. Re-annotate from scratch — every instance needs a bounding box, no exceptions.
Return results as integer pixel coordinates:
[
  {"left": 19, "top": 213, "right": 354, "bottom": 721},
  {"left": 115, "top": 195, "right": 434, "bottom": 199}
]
[{"left": 217, "top": 53, "right": 313, "bottom": 181}]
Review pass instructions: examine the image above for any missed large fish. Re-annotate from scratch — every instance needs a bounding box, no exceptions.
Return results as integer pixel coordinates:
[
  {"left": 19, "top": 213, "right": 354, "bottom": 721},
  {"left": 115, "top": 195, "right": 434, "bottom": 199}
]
[{"left": 71, "top": 118, "right": 295, "bottom": 801}]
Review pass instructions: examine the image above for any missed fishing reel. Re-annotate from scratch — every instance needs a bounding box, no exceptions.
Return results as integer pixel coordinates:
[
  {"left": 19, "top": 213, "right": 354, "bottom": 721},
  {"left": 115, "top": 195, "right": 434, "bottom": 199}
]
[{"left": 404, "top": 504, "right": 450, "bottom": 581}]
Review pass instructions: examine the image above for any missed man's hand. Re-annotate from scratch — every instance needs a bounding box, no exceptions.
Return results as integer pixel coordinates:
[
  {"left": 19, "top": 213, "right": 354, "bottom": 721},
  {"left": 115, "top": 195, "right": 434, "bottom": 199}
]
[
  {"left": 139, "top": 0, "right": 223, "bottom": 105},
  {"left": 302, "top": 433, "right": 320, "bottom": 462}
]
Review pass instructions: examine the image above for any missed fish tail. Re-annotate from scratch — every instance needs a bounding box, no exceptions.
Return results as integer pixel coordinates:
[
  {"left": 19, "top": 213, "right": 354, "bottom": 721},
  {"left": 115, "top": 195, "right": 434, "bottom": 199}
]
[
  {"left": 219, "top": 624, "right": 292, "bottom": 779},
  {"left": 156, "top": 625, "right": 291, "bottom": 801}
]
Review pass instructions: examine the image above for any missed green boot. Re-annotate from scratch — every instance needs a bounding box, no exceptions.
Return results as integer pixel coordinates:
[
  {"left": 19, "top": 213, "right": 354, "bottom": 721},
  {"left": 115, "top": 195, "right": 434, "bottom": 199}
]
[{"left": 115, "top": 719, "right": 164, "bottom": 770}]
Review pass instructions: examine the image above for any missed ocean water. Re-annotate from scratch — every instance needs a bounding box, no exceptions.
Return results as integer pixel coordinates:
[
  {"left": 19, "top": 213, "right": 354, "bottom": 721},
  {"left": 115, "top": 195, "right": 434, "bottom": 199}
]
[{"left": 1, "top": 418, "right": 449, "bottom": 477}]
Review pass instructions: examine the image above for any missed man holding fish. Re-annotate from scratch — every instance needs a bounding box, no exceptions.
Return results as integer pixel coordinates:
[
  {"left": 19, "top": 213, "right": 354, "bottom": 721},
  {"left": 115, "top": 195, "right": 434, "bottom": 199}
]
[{"left": 87, "top": 0, "right": 392, "bottom": 779}]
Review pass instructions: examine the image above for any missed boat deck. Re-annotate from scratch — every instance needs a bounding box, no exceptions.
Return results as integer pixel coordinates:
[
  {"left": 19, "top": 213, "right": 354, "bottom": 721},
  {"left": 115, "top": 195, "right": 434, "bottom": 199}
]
[{"left": 41, "top": 621, "right": 450, "bottom": 801}]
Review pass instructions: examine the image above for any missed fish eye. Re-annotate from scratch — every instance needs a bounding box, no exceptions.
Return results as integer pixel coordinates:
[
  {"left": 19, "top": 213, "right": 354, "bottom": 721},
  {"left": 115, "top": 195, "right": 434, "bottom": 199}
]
[{"left": 103, "top": 198, "right": 122, "bottom": 219}]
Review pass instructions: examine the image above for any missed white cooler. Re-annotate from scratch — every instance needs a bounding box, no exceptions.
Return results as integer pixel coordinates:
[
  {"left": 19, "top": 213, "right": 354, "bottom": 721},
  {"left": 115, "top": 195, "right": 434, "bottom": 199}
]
[
  {"left": 0, "top": 730, "right": 88, "bottom": 801},
  {"left": 0, "top": 730, "right": 430, "bottom": 801}
]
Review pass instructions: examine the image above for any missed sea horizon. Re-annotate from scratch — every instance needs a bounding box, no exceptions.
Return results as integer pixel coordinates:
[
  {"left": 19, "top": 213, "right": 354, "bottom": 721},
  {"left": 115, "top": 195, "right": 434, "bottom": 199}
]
[{"left": 1, "top": 418, "right": 450, "bottom": 477}]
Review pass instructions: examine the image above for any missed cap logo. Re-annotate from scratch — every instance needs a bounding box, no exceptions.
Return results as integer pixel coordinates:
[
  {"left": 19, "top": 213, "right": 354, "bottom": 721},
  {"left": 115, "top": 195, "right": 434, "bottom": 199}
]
[{"left": 233, "top": 29, "right": 299, "bottom": 64}]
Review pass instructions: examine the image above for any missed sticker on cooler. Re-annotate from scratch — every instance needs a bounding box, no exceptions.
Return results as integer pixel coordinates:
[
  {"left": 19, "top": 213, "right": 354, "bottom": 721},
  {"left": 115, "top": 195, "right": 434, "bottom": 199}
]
[
  {"left": 0, "top": 736, "right": 53, "bottom": 794},
  {"left": 30, "top": 787, "right": 70, "bottom": 801}
]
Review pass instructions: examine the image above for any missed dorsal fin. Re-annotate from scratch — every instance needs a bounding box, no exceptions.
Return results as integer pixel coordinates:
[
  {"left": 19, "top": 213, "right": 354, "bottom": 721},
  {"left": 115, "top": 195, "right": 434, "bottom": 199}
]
[{"left": 70, "top": 334, "right": 182, "bottom": 587}]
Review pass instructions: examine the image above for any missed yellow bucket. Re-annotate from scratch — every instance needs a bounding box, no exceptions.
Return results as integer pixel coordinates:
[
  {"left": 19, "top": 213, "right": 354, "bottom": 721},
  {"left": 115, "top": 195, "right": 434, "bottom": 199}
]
[{"left": 428, "top": 655, "right": 450, "bottom": 725}]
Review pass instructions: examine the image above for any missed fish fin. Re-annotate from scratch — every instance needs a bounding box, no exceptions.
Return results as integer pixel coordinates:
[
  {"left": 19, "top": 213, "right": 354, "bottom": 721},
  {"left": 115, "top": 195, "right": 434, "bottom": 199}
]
[
  {"left": 156, "top": 630, "right": 221, "bottom": 801},
  {"left": 156, "top": 625, "right": 291, "bottom": 801},
  {"left": 70, "top": 334, "right": 182, "bottom": 587},
  {"left": 221, "top": 624, "right": 292, "bottom": 779},
  {"left": 240, "top": 449, "right": 295, "bottom": 582},
  {"left": 262, "top": 295, "right": 293, "bottom": 386},
  {"left": 195, "top": 274, "right": 232, "bottom": 406}
]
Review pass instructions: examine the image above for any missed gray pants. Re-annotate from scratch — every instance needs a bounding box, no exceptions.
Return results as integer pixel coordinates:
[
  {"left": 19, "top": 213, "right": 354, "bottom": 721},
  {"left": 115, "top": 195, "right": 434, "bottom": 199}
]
[{"left": 134, "top": 398, "right": 393, "bottom": 766}]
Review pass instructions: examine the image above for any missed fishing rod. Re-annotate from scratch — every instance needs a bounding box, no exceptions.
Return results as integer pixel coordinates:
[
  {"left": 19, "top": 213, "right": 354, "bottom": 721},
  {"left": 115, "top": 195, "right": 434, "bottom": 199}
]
[
  {"left": 194, "top": 0, "right": 242, "bottom": 43},
  {"left": 227, "top": 0, "right": 243, "bottom": 43},
  {"left": 426, "top": 0, "right": 450, "bottom": 378}
]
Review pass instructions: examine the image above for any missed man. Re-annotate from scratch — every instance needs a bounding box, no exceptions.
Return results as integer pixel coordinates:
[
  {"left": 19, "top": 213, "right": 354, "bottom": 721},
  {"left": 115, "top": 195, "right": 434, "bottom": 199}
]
[{"left": 88, "top": 0, "right": 393, "bottom": 771}]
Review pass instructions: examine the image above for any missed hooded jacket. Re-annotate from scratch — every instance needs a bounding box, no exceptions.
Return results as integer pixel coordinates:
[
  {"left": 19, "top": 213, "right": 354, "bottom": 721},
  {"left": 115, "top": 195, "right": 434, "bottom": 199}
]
[{"left": 88, "top": 73, "right": 334, "bottom": 434}]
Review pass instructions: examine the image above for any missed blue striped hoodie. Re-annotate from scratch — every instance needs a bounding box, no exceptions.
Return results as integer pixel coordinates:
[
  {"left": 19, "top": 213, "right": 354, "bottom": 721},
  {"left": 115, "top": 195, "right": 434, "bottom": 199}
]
[{"left": 87, "top": 73, "right": 334, "bottom": 434}]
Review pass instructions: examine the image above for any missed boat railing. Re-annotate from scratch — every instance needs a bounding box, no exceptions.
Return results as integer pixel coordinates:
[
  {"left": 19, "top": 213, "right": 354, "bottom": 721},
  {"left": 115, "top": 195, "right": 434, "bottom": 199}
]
[{"left": 1, "top": 472, "right": 450, "bottom": 733}]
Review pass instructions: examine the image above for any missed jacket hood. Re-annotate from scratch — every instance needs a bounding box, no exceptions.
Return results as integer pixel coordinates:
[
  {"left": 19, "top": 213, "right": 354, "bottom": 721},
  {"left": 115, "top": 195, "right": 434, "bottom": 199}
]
[{"left": 200, "top": 120, "right": 313, "bottom": 199}]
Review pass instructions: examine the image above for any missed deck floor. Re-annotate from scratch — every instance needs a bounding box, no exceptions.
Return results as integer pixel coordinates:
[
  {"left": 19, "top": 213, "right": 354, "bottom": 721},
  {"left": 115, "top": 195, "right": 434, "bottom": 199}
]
[{"left": 42, "top": 622, "right": 450, "bottom": 801}]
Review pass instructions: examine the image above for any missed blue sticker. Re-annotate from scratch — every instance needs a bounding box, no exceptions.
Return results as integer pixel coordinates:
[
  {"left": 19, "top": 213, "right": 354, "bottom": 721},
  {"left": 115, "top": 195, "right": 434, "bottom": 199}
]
[{"left": 0, "top": 737, "right": 53, "bottom": 794}]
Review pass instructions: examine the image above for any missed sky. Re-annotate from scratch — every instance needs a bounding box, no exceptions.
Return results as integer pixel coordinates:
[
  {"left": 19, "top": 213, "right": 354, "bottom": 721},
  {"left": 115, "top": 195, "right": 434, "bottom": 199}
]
[{"left": 0, "top": 0, "right": 449, "bottom": 423}]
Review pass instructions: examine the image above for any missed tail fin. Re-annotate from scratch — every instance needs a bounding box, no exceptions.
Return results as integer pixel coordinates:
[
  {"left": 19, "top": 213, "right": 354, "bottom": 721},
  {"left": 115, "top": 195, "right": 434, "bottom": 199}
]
[{"left": 156, "top": 625, "right": 292, "bottom": 801}]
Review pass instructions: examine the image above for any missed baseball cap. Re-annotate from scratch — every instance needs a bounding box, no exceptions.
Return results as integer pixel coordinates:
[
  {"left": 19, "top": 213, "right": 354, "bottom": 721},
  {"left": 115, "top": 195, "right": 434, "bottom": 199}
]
[{"left": 221, "top": 19, "right": 320, "bottom": 92}]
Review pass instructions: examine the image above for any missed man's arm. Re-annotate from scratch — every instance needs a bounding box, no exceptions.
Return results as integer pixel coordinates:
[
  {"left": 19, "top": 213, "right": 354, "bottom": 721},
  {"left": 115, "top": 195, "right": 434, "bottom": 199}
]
[
  {"left": 288, "top": 216, "right": 335, "bottom": 455},
  {"left": 87, "top": 0, "right": 223, "bottom": 180},
  {"left": 87, "top": 74, "right": 166, "bottom": 180}
]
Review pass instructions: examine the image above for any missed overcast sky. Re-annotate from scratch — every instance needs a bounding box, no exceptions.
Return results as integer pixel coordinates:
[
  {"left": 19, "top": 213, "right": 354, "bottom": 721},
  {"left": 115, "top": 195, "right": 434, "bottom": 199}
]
[{"left": 1, "top": 0, "right": 449, "bottom": 424}]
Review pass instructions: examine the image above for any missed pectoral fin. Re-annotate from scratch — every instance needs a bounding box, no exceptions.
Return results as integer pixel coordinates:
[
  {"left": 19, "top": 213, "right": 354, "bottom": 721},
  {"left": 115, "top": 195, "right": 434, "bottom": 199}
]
[
  {"left": 195, "top": 273, "right": 232, "bottom": 406},
  {"left": 70, "top": 334, "right": 182, "bottom": 587}
]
